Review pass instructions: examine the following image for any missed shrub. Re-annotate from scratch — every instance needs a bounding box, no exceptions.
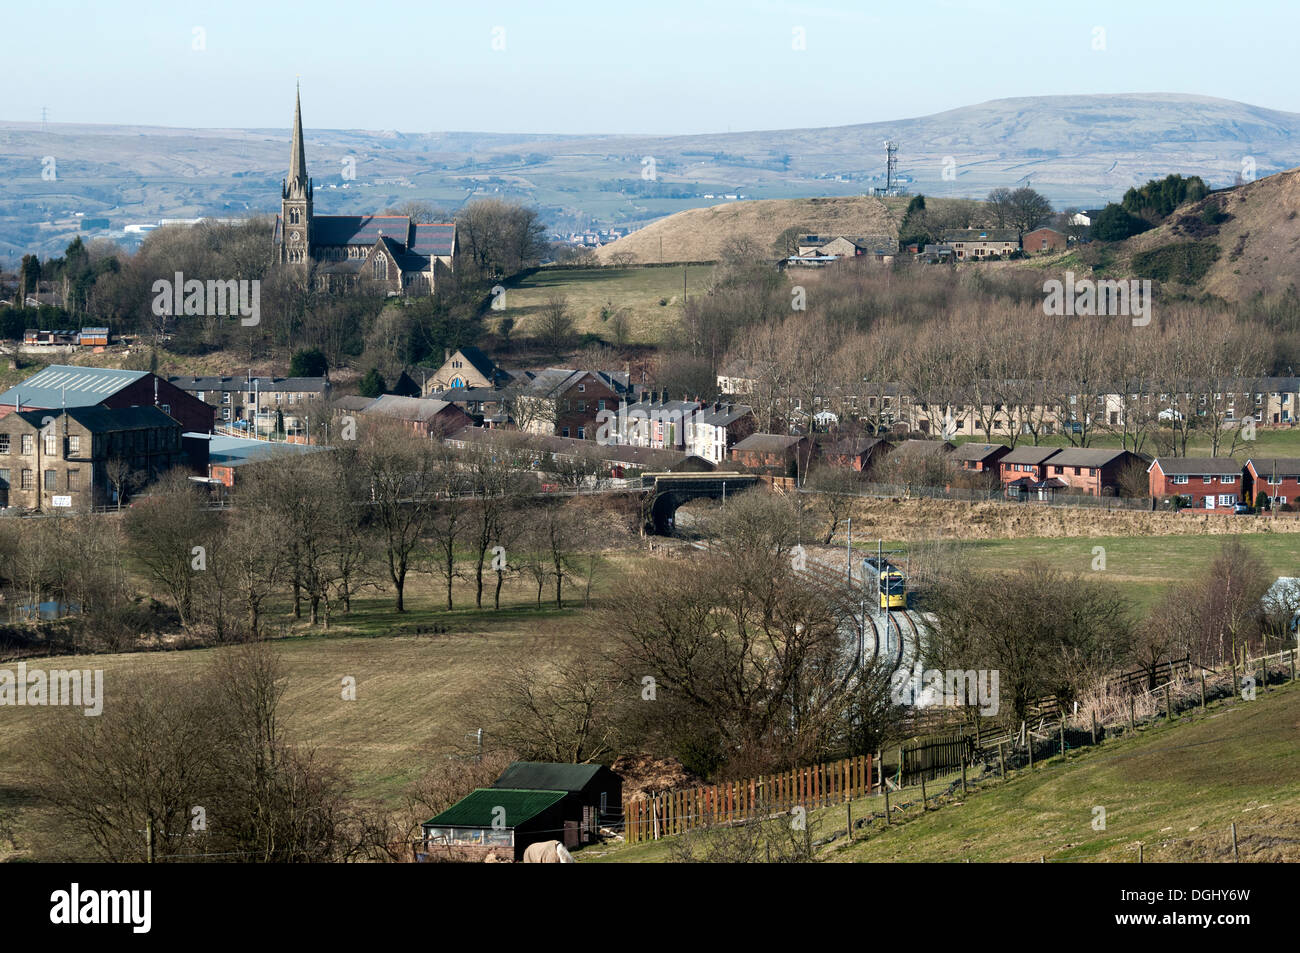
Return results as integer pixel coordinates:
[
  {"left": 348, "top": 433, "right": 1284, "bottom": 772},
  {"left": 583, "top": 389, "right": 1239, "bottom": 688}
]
[{"left": 1131, "top": 241, "right": 1221, "bottom": 284}]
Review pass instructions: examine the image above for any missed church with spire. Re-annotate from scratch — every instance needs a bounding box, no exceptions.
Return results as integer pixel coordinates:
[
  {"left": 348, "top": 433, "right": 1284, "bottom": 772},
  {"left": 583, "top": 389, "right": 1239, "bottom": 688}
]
[{"left": 273, "top": 86, "right": 456, "bottom": 295}]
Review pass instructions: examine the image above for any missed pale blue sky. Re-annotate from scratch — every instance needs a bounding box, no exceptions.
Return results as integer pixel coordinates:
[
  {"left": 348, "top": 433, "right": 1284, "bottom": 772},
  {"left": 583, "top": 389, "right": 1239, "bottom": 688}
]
[{"left": 8, "top": 0, "right": 1298, "bottom": 134}]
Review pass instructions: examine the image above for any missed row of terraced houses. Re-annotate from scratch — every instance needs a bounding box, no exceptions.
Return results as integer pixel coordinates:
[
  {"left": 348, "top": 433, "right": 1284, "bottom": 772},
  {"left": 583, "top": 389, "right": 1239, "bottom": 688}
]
[{"left": 718, "top": 362, "right": 1300, "bottom": 437}]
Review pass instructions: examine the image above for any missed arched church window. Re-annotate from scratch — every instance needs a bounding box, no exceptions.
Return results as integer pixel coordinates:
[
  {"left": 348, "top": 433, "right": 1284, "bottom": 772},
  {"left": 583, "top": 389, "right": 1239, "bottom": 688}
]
[
  {"left": 289, "top": 208, "right": 300, "bottom": 224},
  {"left": 373, "top": 255, "right": 388, "bottom": 279}
]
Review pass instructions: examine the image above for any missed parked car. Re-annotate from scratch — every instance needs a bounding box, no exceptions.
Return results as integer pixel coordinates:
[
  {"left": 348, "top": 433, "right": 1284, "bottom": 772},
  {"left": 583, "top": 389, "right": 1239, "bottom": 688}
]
[{"left": 1234, "top": 502, "right": 1252, "bottom": 515}]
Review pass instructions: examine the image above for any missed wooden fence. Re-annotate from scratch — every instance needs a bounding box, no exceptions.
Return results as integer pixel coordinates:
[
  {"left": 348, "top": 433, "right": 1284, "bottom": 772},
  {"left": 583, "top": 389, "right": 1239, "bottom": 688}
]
[
  {"left": 898, "top": 728, "right": 975, "bottom": 785},
  {"left": 622, "top": 755, "right": 873, "bottom": 844},
  {"left": 1028, "top": 655, "right": 1194, "bottom": 718}
]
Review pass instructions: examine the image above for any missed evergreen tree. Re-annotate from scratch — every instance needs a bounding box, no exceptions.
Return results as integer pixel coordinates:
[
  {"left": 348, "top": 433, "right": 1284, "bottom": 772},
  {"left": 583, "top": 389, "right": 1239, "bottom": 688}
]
[
  {"left": 290, "top": 348, "right": 329, "bottom": 377},
  {"left": 358, "top": 368, "right": 387, "bottom": 398}
]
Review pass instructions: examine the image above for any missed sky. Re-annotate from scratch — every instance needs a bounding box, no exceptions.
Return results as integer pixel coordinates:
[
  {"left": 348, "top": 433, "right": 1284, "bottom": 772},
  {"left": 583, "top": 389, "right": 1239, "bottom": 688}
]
[{"left": 7, "top": 0, "right": 1300, "bottom": 135}]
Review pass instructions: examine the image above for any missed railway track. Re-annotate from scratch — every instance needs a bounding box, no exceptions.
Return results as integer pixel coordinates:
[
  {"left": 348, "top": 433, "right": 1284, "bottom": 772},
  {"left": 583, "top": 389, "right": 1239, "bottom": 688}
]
[{"left": 670, "top": 540, "right": 919, "bottom": 681}]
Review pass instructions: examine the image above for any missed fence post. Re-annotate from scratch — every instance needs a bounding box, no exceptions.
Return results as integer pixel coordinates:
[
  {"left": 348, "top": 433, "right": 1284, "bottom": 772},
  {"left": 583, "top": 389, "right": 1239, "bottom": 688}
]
[
  {"left": 920, "top": 775, "right": 927, "bottom": 811},
  {"left": 1231, "top": 822, "right": 1239, "bottom": 862},
  {"left": 1200, "top": 669, "right": 1206, "bottom": 710},
  {"left": 846, "top": 801, "right": 853, "bottom": 842},
  {"left": 1027, "top": 733, "right": 1034, "bottom": 770},
  {"left": 1291, "top": 649, "right": 1297, "bottom": 683},
  {"left": 1138, "top": 843, "right": 1143, "bottom": 863},
  {"left": 1128, "top": 695, "right": 1135, "bottom": 732},
  {"left": 1059, "top": 720, "right": 1066, "bottom": 758},
  {"left": 1262, "top": 657, "right": 1270, "bottom": 694},
  {"left": 961, "top": 759, "right": 967, "bottom": 796},
  {"left": 884, "top": 785, "right": 891, "bottom": 825},
  {"left": 1091, "top": 710, "right": 1098, "bottom": 746},
  {"left": 998, "top": 742, "right": 1006, "bottom": 779},
  {"left": 1164, "top": 682, "right": 1173, "bottom": 722}
]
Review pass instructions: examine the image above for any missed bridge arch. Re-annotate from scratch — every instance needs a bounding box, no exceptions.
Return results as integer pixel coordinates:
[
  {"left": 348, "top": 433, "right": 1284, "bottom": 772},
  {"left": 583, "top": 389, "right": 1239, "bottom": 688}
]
[{"left": 640, "top": 472, "right": 760, "bottom": 534}]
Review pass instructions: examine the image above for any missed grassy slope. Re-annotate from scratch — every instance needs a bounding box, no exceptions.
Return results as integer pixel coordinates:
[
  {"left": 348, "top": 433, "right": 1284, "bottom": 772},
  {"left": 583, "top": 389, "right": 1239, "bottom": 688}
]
[
  {"left": 585, "top": 681, "right": 1300, "bottom": 863},
  {"left": 831, "top": 682, "right": 1300, "bottom": 863},
  {"left": 593, "top": 195, "right": 897, "bottom": 265},
  {"left": 493, "top": 265, "right": 712, "bottom": 346}
]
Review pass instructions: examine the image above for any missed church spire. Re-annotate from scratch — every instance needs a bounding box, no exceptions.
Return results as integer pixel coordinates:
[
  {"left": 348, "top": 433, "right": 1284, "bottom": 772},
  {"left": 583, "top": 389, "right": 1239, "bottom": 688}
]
[{"left": 286, "top": 80, "right": 310, "bottom": 199}]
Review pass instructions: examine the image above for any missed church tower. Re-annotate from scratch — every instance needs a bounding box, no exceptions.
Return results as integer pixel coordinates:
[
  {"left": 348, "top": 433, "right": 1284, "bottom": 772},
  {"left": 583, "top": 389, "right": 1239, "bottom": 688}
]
[{"left": 280, "top": 83, "right": 313, "bottom": 264}]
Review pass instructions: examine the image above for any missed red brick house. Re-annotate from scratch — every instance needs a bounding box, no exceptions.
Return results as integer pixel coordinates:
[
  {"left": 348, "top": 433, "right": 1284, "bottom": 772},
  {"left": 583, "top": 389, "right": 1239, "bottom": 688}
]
[
  {"left": 819, "top": 436, "right": 887, "bottom": 471},
  {"left": 1021, "top": 227, "right": 1067, "bottom": 255},
  {"left": 516, "top": 369, "right": 635, "bottom": 440},
  {"left": 999, "top": 446, "right": 1061, "bottom": 488},
  {"left": 951, "top": 442, "right": 1010, "bottom": 473},
  {"left": 1244, "top": 458, "right": 1300, "bottom": 509},
  {"left": 1042, "top": 448, "right": 1146, "bottom": 496},
  {"left": 731, "top": 433, "right": 812, "bottom": 476},
  {"left": 1148, "top": 458, "right": 1244, "bottom": 509}
]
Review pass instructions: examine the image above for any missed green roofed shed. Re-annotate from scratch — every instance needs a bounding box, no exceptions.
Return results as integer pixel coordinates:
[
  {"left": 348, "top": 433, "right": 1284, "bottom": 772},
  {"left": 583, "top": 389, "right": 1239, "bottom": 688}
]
[
  {"left": 425, "top": 788, "right": 565, "bottom": 829},
  {"left": 421, "top": 788, "right": 571, "bottom": 861}
]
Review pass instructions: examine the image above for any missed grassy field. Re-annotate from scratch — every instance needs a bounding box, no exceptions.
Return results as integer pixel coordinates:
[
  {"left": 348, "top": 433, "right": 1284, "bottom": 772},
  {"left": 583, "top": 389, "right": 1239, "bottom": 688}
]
[
  {"left": 0, "top": 562, "right": 622, "bottom": 860},
  {"left": 921, "top": 532, "right": 1300, "bottom": 612},
  {"left": 494, "top": 265, "right": 713, "bottom": 346},
  {"left": 584, "top": 680, "right": 1300, "bottom": 863}
]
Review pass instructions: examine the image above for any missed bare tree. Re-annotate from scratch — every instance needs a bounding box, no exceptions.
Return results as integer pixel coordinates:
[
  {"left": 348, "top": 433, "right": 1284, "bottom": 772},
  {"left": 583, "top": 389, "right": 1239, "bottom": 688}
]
[
  {"left": 357, "top": 423, "right": 442, "bottom": 612},
  {"left": 536, "top": 292, "right": 577, "bottom": 355}
]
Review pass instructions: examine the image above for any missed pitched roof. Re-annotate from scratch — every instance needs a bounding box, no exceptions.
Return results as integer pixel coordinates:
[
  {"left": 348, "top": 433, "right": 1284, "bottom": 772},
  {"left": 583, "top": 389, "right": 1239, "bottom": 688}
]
[
  {"left": 169, "top": 376, "right": 328, "bottom": 394},
  {"left": 331, "top": 395, "right": 377, "bottom": 412},
  {"left": 733, "top": 433, "right": 804, "bottom": 452},
  {"left": 0, "top": 365, "right": 148, "bottom": 408},
  {"left": 362, "top": 395, "right": 457, "bottom": 422},
  {"left": 951, "top": 442, "right": 1009, "bottom": 462},
  {"left": 423, "top": 788, "right": 566, "bottom": 829},
  {"left": 823, "top": 436, "right": 885, "bottom": 456},
  {"left": 311, "top": 215, "right": 411, "bottom": 247},
  {"left": 1247, "top": 458, "right": 1300, "bottom": 478},
  {"left": 1048, "top": 448, "right": 1136, "bottom": 468},
  {"left": 693, "top": 403, "right": 752, "bottom": 427},
  {"left": 12, "top": 405, "right": 178, "bottom": 433},
  {"left": 410, "top": 223, "right": 457, "bottom": 258},
  {"left": 522, "top": 368, "right": 633, "bottom": 398},
  {"left": 1000, "top": 445, "right": 1061, "bottom": 465},
  {"left": 1149, "top": 457, "right": 1241, "bottom": 476},
  {"left": 492, "top": 762, "right": 609, "bottom": 793},
  {"left": 454, "top": 346, "right": 503, "bottom": 382}
]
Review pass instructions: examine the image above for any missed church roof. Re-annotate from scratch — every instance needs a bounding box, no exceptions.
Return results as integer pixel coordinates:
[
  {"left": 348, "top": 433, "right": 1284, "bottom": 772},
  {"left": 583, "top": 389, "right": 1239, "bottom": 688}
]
[
  {"left": 411, "top": 223, "right": 456, "bottom": 257},
  {"left": 313, "top": 215, "right": 412, "bottom": 247}
]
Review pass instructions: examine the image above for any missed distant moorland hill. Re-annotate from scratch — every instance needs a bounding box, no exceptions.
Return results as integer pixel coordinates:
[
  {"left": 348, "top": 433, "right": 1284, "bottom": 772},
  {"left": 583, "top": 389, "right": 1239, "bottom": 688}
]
[{"left": 3, "top": 92, "right": 1300, "bottom": 259}]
